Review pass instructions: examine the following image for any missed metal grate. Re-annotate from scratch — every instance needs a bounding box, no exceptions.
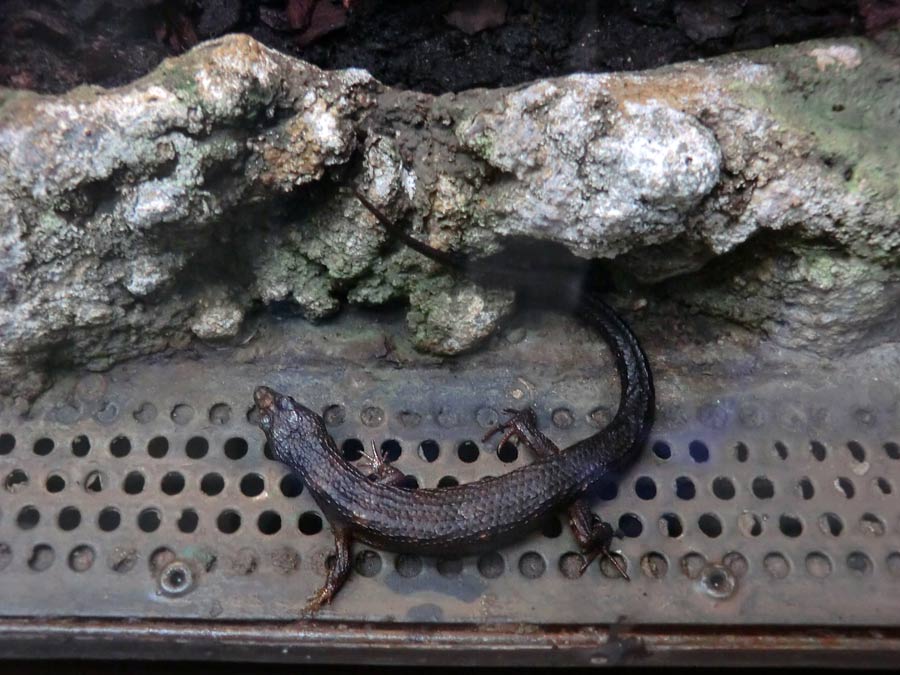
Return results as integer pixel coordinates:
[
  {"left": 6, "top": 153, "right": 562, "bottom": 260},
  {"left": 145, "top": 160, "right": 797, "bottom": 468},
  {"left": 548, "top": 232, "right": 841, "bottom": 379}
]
[{"left": 1, "top": 310, "right": 898, "bottom": 631}]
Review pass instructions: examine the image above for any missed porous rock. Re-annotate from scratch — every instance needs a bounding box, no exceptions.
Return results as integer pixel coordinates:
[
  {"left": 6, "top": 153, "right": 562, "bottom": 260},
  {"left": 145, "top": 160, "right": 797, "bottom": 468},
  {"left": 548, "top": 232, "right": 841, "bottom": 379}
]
[{"left": 1, "top": 32, "right": 898, "bottom": 399}]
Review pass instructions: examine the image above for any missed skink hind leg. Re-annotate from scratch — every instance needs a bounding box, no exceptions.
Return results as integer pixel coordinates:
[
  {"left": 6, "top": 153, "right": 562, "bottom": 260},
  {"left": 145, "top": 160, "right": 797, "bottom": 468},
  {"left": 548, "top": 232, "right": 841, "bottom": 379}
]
[
  {"left": 571, "top": 504, "right": 629, "bottom": 580},
  {"left": 304, "top": 526, "right": 353, "bottom": 614},
  {"left": 485, "top": 408, "right": 629, "bottom": 581}
]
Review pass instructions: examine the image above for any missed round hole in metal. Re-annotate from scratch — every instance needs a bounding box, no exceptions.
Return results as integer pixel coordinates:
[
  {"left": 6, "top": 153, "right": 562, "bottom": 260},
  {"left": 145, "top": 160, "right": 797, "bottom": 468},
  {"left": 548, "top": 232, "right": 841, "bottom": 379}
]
[
  {"left": 847, "top": 551, "right": 872, "bottom": 576},
  {"left": 208, "top": 402, "right": 232, "bottom": 425},
  {"left": 734, "top": 442, "right": 749, "bottom": 463},
  {"left": 216, "top": 509, "right": 241, "bottom": 534},
  {"left": 161, "top": 472, "right": 185, "bottom": 496},
  {"left": 200, "top": 473, "right": 225, "bottom": 496},
  {"left": 171, "top": 404, "right": 194, "bottom": 425},
  {"left": 688, "top": 440, "right": 709, "bottom": 463},
  {"left": 395, "top": 554, "right": 422, "bottom": 578},
  {"left": 0, "top": 434, "right": 15, "bottom": 455},
  {"left": 16, "top": 505, "right": 40, "bottom": 530},
  {"left": 138, "top": 508, "right": 161, "bottom": 532},
  {"left": 698, "top": 513, "right": 723, "bottom": 538},
  {"left": 818, "top": 512, "right": 843, "bottom": 537},
  {"left": 5, "top": 469, "right": 28, "bottom": 492},
  {"left": 132, "top": 402, "right": 157, "bottom": 424},
  {"left": 810, "top": 441, "right": 827, "bottom": 461},
  {"left": 779, "top": 514, "right": 803, "bottom": 537},
  {"left": 224, "top": 437, "right": 248, "bottom": 460},
  {"left": 28, "top": 544, "right": 54, "bottom": 572},
  {"left": 322, "top": 404, "right": 345, "bottom": 426},
  {"left": 618, "top": 513, "right": 642, "bottom": 537},
  {"left": 738, "top": 512, "right": 763, "bottom": 537},
  {"left": 457, "top": 441, "right": 479, "bottom": 463},
  {"left": 835, "top": 476, "right": 855, "bottom": 498},
  {"left": 341, "top": 438, "right": 363, "bottom": 462},
  {"left": 723, "top": 551, "right": 748, "bottom": 578},
  {"left": 651, "top": 440, "right": 671, "bottom": 460},
  {"left": 45, "top": 473, "right": 66, "bottom": 493},
  {"left": 875, "top": 477, "right": 892, "bottom": 495},
  {"left": 751, "top": 476, "right": 774, "bottom": 499},
  {"left": 149, "top": 547, "right": 175, "bottom": 573},
  {"left": 477, "top": 552, "right": 504, "bottom": 578},
  {"left": 381, "top": 439, "right": 402, "bottom": 462},
  {"left": 541, "top": 516, "right": 562, "bottom": 538},
  {"left": 712, "top": 476, "right": 735, "bottom": 500},
  {"left": 185, "top": 436, "right": 209, "bottom": 459},
  {"left": 109, "top": 436, "right": 130, "bottom": 458},
  {"left": 763, "top": 552, "right": 790, "bottom": 579},
  {"left": 84, "top": 470, "right": 105, "bottom": 493},
  {"left": 437, "top": 476, "right": 459, "bottom": 488},
  {"left": 518, "top": 552, "right": 546, "bottom": 579},
  {"left": 147, "top": 436, "right": 169, "bottom": 458},
  {"left": 298, "top": 511, "right": 323, "bottom": 535},
  {"left": 773, "top": 441, "right": 788, "bottom": 460},
  {"left": 847, "top": 441, "right": 866, "bottom": 463},
  {"left": 658, "top": 513, "right": 683, "bottom": 538},
  {"left": 399, "top": 475, "right": 419, "bottom": 490},
  {"left": 355, "top": 550, "right": 382, "bottom": 577},
  {"left": 240, "top": 473, "right": 265, "bottom": 497},
  {"left": 97, "top": 507, "right": 121, "bottom": 532},
  {"left": 177, "top": 509, "right": 199, "bottom": 533},
  {"left": 122, "top": 471, "right": 145, "bottom": 495},
  {"left": 257, "top": 510, "right": 281, "bottom": 535},
  {"left": 68, "top": 545, "right": 95, "bottom": 572},
  {"left": 675, "top": 476, "right": 695, "bottom": 500},
  {"left": 437, "top": 558, "right": 463, "bottom": 577},
  {"left": 805, "top": 552, "right": 832, "bottom": 578},
  {"left": 859, "top": 512, "right": 885, "bottom": 537},
  {"left": 641, "top": 552, "right": 668, "bottom": 579},
  {"left": 33, "top": 438, "right": 55, "bottom": 456},
  {"left": 598, "top": 480, "right": 618, "bottom": 501},
  {"left": 497, "top": 442, "right": 518, "bottom": 463},
  {"left": 884, "top": 442, "right": 900, "bottom": 460},
  {"left": 280, "top": 474, "right": 303, "bottom": 498},
  {"left": 797, "top": 477, "right": 815, "bottom": 500},
  {"left": 887, "top": 552, "right": 900, "bottom": 577},
  {"left": 57, "top": 506, "right": 81, "bottom": 531},
  {"left": 559, "top": 552, "right": 586, "bottom": 579},
  {"left": 417, "top": 440, "right": 440, "bottom": 462},
  {"left": 680, "top": 552, "right": 706, "bottom": 580},
  {"left": 71, "top": 435, "right": 90, "bottom": 457},
  {"left": 635, "top": 476, "right": 656, "bottom": 500}
]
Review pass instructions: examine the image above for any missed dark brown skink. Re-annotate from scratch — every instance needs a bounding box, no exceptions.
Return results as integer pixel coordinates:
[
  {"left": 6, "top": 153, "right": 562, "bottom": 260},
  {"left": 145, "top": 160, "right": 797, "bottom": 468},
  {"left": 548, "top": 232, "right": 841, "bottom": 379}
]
[{"left": 253, "top": 195, "right": 655, "bottom": 611}]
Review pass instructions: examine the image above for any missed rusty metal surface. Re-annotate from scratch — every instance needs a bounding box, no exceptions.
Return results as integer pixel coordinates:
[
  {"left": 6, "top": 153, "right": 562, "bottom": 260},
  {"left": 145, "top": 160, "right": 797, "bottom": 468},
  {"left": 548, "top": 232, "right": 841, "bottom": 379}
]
[{"left": 0, "top": 309, "right": 899, "bottom": 635}]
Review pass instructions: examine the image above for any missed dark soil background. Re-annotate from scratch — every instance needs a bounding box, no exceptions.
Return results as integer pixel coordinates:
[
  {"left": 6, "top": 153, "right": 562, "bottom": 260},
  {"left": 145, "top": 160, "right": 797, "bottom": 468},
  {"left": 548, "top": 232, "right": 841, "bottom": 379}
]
[{"left": 1, "top": 0, "right": 884, "bottom": 96}]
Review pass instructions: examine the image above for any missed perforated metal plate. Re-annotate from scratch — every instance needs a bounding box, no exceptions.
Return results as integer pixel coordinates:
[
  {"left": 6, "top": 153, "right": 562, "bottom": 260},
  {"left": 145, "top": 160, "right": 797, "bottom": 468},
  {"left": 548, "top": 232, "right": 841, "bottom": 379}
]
[{"left": 1, "top": 309, "right": 898, "bottom": 631}]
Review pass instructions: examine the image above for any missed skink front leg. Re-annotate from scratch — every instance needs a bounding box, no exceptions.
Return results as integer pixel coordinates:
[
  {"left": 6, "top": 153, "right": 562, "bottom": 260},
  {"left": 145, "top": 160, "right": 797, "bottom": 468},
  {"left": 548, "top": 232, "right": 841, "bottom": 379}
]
[{"left": 484, "top": 408, "right": 628, "bottom": 580}]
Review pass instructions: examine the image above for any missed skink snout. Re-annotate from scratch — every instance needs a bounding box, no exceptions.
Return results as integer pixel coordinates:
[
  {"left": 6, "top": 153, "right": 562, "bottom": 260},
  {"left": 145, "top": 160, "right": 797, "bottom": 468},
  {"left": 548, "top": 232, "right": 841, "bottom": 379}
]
[{"left": 254, "top": 386, "right": 277, "bottom": 412}]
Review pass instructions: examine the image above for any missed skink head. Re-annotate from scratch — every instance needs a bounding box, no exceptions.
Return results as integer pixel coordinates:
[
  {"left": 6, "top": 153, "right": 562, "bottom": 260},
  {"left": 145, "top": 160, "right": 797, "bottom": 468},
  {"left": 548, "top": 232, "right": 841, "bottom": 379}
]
[{"left": 253, "top": 386, "right": 324, "bottom": 466}]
